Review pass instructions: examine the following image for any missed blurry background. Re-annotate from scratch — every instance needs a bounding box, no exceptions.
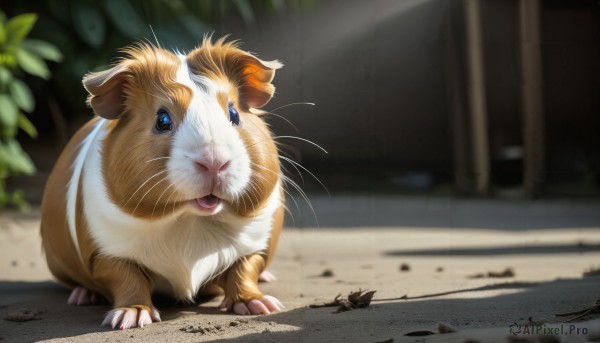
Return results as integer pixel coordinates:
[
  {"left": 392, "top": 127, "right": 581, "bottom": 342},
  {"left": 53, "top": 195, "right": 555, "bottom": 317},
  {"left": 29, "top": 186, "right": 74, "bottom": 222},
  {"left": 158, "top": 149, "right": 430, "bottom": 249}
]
[{"left": 1, "top": 0, "right": 599, "bottom": 224}]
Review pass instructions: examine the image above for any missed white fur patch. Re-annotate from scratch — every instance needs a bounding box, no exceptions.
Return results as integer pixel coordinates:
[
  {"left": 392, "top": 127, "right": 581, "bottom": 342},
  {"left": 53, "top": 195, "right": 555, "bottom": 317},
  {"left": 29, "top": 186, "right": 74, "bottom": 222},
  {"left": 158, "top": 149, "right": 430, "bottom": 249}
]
[
  {"left": 66, "top": 118, "right": 106, "bottom": 259},
  {"left": 167, "top": 55, "right": 251, "bottom": 202}
]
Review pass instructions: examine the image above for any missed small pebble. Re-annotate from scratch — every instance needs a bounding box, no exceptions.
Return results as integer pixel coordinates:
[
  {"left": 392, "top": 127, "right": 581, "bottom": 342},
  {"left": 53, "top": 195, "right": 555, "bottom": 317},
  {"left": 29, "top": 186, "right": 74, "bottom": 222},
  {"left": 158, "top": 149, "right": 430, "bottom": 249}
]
[{"left": 320, "top": 269, "right": 334, "bottom": 277}]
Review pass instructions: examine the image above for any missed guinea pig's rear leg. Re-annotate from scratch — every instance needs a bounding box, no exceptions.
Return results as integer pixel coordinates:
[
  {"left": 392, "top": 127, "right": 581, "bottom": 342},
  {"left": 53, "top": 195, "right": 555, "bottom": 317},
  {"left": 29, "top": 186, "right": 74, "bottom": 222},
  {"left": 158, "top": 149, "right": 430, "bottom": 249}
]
[
  {"left": 67, "top": 287, "right": 102, "bottom": 306},
  {"left": 92, "top": 257, "right": 161, "bottom": 329},
  {"left": 218, "top": 254, "right": 284, "bottom": 315},
  {"left": 258, "top": 270, "right": 277, "bottom": 283}
]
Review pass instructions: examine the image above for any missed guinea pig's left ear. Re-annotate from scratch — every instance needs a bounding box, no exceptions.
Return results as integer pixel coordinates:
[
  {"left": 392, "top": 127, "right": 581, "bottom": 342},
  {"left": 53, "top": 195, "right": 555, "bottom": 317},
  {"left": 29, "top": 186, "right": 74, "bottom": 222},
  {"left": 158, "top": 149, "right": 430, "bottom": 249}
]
[
  {"left": 235, "top": 55, "right": 282, "bottom": 110},
  {"left": 82, "top": 63, "right": 130, "bottom": 120}
]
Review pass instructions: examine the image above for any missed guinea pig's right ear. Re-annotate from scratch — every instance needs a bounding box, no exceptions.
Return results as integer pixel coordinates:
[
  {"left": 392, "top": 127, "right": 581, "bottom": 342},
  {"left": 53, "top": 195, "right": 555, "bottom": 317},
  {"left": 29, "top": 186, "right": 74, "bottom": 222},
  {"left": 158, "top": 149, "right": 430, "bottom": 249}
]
[{"left": 82, "top": 63, "right": 129, "bottom": 119}]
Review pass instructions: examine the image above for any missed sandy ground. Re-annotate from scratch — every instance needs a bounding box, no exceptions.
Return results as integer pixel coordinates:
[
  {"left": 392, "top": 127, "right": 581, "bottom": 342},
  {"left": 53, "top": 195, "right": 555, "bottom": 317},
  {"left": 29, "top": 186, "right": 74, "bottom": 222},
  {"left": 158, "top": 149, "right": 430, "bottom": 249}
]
[{"left": 1, "top": 199, "right": 600, "bottom": 343}]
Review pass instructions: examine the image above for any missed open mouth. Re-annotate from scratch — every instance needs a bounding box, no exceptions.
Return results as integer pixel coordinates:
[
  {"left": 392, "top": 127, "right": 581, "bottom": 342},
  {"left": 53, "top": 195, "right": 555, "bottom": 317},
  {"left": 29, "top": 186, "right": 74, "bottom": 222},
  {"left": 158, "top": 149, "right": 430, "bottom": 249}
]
[{"left": 195, "top": 194, "right": 220, "bottom": 210}]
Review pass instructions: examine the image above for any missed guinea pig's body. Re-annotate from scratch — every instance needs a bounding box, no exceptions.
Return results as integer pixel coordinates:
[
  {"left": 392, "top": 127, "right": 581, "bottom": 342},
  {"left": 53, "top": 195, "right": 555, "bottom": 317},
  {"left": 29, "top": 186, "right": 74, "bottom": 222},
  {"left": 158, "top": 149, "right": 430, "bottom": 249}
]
[{"left": 40, "top": 38, "right": 285, "bottom": 329}]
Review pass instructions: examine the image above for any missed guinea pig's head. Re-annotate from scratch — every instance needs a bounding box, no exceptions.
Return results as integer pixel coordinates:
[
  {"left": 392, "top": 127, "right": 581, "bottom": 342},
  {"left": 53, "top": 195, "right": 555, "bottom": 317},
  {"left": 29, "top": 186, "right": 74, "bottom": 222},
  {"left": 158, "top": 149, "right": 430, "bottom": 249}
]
[{"left": 82, "top": 37, "right": 282, "bottom": 219}]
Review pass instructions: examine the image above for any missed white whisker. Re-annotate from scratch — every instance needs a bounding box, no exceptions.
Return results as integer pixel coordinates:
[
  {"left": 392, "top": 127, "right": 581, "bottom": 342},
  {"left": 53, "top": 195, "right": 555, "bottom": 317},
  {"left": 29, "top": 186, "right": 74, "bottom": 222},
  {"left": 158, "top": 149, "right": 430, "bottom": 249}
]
[
  {"left": 269, "top": 102, "right": 315, "bottom": 112},
  {"left": 145, "top": 157, "right": 172, "bottom": 163},
  {"left": 126, "top": 169, "right": 169, "bottom": 205},
  {"left": 274, "top": 136, "right": 328, "bottom": 155},
  {"left": 279, "top": 156, "right": 330, "bottom": 196},
  {"left": 132, "top": 176, "right": 169, "bottom": 215}
]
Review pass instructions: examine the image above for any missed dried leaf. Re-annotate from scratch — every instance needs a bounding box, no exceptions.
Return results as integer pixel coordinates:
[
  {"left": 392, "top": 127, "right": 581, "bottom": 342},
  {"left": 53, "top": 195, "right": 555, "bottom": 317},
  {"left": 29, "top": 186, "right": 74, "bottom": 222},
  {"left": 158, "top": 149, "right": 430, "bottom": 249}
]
[
  {"left": 309, "top": 289, "right": 377, "bottom": 313},
  {"left": 347, "top": 290, "right": 363, "bottom": 305},
  {"left": 335, "top": 301, "right": 354, "bottom": 313},
  {"left": 358, "top": 291, "right": 376, "bottom": 308}
]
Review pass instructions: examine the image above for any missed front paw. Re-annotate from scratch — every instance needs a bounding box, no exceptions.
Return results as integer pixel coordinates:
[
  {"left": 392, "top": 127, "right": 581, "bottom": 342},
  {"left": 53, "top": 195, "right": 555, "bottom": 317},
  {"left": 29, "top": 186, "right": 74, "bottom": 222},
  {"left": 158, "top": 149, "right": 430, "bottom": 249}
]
[
  {"left": 101, "top": 305, "right": 161, "bottom": 329},
  {"left": 220, "top": 295, "right": 284, "bottom": 315}
]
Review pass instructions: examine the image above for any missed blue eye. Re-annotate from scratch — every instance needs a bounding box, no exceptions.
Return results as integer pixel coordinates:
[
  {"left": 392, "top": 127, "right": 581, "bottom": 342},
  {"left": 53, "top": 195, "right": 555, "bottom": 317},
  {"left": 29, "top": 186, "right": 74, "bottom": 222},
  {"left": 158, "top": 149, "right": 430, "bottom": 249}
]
[
  {"left": 228, "top": 103, "right": 240, "bottom": 126},
  {"left": 155, "top": 110, "right": 172, "bottom": 132}
]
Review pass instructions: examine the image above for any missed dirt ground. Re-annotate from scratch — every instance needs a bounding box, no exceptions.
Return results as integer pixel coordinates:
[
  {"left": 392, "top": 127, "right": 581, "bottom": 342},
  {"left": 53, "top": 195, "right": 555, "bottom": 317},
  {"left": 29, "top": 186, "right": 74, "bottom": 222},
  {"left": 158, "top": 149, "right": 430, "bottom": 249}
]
[{"left": 1, "top": 198, "right": 600, "bottom": 342}]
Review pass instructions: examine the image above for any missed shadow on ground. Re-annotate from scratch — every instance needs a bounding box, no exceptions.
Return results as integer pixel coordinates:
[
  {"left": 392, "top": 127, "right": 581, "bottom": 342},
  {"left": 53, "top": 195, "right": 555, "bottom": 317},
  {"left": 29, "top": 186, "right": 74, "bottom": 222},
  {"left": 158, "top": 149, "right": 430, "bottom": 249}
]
[
  {"left": 213, "top": 277, "right": 600, "bottom": 342},
  {"left": 1, "top": 277, "right": 599, "bottom": 342},
  {"left": 385, "top": 242, "right": 600, "bottom": 256}
]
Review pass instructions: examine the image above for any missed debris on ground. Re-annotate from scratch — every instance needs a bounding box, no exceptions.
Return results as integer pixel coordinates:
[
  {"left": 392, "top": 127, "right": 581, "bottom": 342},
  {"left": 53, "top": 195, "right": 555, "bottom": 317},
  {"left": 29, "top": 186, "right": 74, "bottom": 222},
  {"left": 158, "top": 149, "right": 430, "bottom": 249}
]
[
  {"left": 555, "top": 299, "right": 600, "bottom": 322},
  {"left": 180, "top": 323, "right": 225, "bottom": 334},
  {"left": 309, "top": 289, "right": 376, "bottom": 313},
  {"left": 438, "top": 322, "right": 457, "bottom": 333},
  {"left": 404, "top": 330, "right": 435, "bottom": 336},
  {"left": 399, "top": 263, "right": 411, "bottom": 272},
  {"left": 4, "top": 308, "right": 43, "bottom": 322},
  {"left": 583, "top": 267, "right": 600, "bottom": 278},
  {"left": 436, "top": 267, "right": 444, "bottom": 272},
  {"left": 320, "top": 269, "right": 334, "bottom": 277},
  {"left": 468, "top": 268, "right": 515, "bottom": 279}
]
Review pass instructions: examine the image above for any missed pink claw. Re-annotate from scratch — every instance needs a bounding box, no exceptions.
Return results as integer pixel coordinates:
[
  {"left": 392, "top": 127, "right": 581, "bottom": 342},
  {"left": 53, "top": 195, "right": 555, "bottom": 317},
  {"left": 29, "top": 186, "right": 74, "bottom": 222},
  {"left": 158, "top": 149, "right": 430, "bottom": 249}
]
[
  {"left": 67, "top": 287, "right": 99, "bottom": 306},
  {"left": 258, "top": 270, "right": 277, "bottom": 283},
  {"left": 101, "top": 307, "right": 161, "bottom": 330},
  {"left": 231, "top": 295, "right": 284, "bottom": 315}
]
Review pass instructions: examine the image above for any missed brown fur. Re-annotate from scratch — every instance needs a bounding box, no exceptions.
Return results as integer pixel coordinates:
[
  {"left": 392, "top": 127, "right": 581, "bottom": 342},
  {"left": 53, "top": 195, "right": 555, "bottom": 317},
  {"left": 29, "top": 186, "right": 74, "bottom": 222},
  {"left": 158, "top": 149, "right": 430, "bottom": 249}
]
[{"left": 40, "top": 38, "right": 285, "bottom": 325}]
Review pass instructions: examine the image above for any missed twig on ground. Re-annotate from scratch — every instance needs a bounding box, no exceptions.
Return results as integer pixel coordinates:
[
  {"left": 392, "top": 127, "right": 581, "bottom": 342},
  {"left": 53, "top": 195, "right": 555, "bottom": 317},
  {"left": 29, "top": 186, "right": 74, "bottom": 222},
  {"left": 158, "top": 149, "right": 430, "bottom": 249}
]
[
  {"left": 309, "top": 289, "right": 376, "bottom": 313},
  {"left": 555, "top": 299, "right": 600, "bottom": 322}
]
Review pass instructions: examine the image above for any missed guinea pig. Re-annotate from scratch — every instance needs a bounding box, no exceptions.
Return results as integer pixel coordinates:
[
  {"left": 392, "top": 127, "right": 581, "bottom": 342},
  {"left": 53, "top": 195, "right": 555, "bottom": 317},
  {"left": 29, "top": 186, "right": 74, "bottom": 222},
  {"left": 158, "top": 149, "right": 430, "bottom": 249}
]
[{"left": 40, "top": 37, "right": 285, "bottom": 330}]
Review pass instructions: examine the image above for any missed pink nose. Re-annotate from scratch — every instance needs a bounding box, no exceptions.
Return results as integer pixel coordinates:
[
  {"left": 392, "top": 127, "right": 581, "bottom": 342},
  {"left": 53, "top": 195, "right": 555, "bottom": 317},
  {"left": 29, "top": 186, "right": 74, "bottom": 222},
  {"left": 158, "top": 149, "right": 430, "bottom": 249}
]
[{"left": 195, "top": 159, "right": 230, "bottom": 174}]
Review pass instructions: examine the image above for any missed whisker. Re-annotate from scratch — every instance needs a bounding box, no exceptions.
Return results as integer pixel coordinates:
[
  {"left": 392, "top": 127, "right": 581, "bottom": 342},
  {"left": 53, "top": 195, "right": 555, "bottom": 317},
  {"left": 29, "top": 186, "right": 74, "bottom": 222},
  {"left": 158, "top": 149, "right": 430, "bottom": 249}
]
[
  {"left": 145, "top": 157, "right": 172, "bottom": 163},
  {"left": 273, "top": 136, "right": 328, "bottom": 155},
  {"left": 126, "top": 169, "right": 169, "bottom": 205},
  {"left": 269, "top": 102, "right": 315, "bottom": 112},
  {"left": 163, "top": 186, "right": 180, "bottom": 217},
  {"left": 284, "top": 176, "right": 319, "bottom": 227},
  {"left": 250, "top": 162, "right": 301, "bottom": 216},
  {"left": 132, "top": 176, "right": 169, "bottom": 215},
  {"left": 279, "top": 156, "right": 330, "bottom": 196},
  {"left": 152, "top": 181, "right": 176, "bottom": 218},
  {"left": 262, "top": 111, "right": 299, "bottom": 132}
]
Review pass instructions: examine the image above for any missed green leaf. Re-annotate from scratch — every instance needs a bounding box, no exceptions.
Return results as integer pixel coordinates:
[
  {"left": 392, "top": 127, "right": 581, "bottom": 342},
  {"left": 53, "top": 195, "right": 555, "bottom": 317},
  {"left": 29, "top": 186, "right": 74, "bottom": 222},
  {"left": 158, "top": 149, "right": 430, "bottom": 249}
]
[
  {"left": 103, "top": 0, "right": 146, "bottom": 38},
  {"left": 14, "top": 47, "right": 51, "bottom": 79},
  {"left": 9, "top": 79, "right": 35, "bottom": 113},
  {"left": 71, "top": 2, "right": 105, "bottom": 48},
  {"left": 0, "top": 94, "right": 18, "bottom": 128},
  {"left": 9, "top": 189, "right": 30, "bottom": 210},
  {"left": 18, "top": 113, "right": 37, "bottom": 138},
  {"left": 0, "top": 66, "right": 12, "bottom": 86},
  {"left": 0, "top": 140, "right": 35, "bottom": 175},
  {"left": 21, "top": 39, "right": 64, "bottom": 62},
  {"left": 5, "top": 13, "right": 37, "bottom": 44},
  {"left": 0, "top": 52, "right": 17, "bottom": 69},
  {"left": 0, "top": 21, "right": 6, "bottom": 44}
]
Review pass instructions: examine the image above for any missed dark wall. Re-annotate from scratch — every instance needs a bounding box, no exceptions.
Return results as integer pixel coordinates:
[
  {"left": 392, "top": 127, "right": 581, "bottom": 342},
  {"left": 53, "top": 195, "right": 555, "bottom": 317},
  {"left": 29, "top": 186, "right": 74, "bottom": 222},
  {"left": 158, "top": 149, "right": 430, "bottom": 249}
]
[
  {"left": 213, "top": 0, "right": 600, "bottom": 193},
  {"left": 214, "top": 0, "right": 452, "bottom": 171},
  {"left": 542, "top": 0, "right": 600, "bottom": 185}
]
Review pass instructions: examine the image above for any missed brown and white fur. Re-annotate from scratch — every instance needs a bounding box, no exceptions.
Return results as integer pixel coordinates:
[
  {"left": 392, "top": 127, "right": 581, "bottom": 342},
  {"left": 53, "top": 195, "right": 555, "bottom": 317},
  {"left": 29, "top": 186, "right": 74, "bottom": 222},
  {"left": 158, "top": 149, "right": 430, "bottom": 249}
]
[{"left": 40, "top": 37, "right": 285, "bottom": 329}]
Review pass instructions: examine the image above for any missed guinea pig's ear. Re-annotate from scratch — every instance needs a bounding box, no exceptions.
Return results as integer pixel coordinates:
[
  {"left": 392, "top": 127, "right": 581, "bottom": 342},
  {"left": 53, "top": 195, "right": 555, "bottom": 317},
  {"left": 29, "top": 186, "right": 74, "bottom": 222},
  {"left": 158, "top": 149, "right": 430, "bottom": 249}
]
[
  {"left": 235, "top": 55, "right": 282, "bottom": 110},
  {"left": 82, "top": 63, "right": 130, "bottom": 119}
]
